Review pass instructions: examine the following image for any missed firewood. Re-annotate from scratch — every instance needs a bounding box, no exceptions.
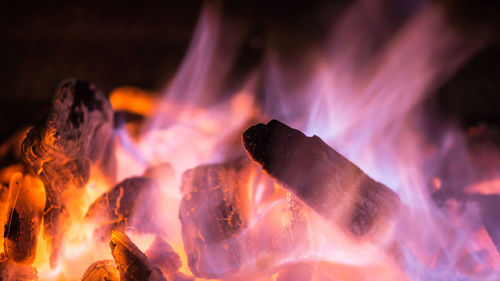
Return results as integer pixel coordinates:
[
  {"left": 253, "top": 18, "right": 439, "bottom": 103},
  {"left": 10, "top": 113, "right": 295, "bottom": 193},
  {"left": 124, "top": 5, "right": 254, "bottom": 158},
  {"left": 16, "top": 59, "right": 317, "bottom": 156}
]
[
  {"left": 4, "top": 173, "right": 45, "bottom": 264},
  {"left": 145, "top": 236, "right": 181, "bottom": 275},
  {"left": 21, "top": 79, "right": 114, "bottom": 267},
  {"left": 86, "top": 177, "right": 158, "bottom": 240},
  {"left": 109, "top": 230, "right": 167, "bottom": 281},
  {"left": 179, "top": 159, "right": 250, "bottom": 278},
  {"left": 242, "top": 120, "right": 401, "bottom": 240},
  {"left": 0, "top": 254, "right": 37, "bottom": 281},
  {"left": 81, "top": 260, "right": 120, "bottom": 281}
]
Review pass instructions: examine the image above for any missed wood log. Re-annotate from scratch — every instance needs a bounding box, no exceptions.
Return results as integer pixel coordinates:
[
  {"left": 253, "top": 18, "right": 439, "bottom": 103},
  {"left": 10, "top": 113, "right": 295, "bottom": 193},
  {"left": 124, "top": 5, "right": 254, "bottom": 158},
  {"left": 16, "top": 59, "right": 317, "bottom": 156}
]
[
  {"left": 81, "top": 260, "right": 120, "bottom": 281},
  {"left": 179, "top": 158, "right": 250, "bottom": 278},
  {"left": 4, "top": 173, "right": 45, "bottom": 264},
  {"left": 145, "top": 236, "right": 196, "bottom": 281},
  {"left": 86, "top": 177, "right": 159, "bottom": 240},
  {"left": 145, "top": 236, "right": 181, "bottom": 275},
  {"left": 242, "top": 120, "right": 400, "bottom": 240},
  {"left": 0, "top": 254, "right": 37, "bottom": 281},
  {"left": 109, "top": 230, "right": 167, "bottom": 281},
  {"left": 21, "top": 79, "right": 114, "bottom": 267}
]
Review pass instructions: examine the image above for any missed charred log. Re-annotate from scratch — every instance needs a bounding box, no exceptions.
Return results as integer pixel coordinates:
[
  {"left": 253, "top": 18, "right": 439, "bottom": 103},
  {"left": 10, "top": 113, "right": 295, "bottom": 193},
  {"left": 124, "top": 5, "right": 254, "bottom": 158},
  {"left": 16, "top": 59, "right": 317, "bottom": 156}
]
[
  {"left": 21, "top": 79, "right": 114, "bottom": 267},
  {"left": 179, "top": 159, "right": 250, "bottom": 278},
  {"left": 86, "top": 177, "right": 159, "bottom": 240},
  {"left": 81, "top": 260, "right": 120, "bottom": 281},
  {"left": 109, "top": 230, "right": 167, "bottom": 281},
  {"left": 4, "top": 173, "right": 45, "bottom": 264},
  {"left": 0, "top": 254, "right": 37, "bottom": 281},
  {"left": 145, "top": 236, "right": 181, "bottom": 275},
  {"left": 243, "top": 120, "right": 400, "bottom": 240}
]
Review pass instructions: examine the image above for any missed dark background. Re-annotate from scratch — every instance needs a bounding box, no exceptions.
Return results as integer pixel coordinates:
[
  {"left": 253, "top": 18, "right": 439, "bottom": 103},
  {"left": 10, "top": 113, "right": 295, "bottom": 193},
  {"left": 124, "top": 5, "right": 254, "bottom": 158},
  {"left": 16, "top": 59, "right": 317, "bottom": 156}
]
[{"left": 0, "top": 0, "right": 499, "bottom": 142}]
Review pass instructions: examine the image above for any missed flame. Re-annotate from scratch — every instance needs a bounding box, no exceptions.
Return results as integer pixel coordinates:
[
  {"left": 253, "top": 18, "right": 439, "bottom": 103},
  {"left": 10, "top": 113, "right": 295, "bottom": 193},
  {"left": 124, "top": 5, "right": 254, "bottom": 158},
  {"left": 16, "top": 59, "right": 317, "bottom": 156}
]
[{"left": 2, "top": 0, "right": 499, "bottom": 280}]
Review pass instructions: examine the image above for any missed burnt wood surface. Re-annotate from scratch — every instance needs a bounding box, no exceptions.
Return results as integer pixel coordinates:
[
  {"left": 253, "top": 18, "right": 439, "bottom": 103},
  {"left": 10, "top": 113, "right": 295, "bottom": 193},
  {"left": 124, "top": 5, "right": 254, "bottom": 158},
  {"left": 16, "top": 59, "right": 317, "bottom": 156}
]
[
  {"left": 81, "top": 260, "right": 120, "bottom": 281},
  {"left": 109, "top": 230, "right": 167, "bottom": 281},
  {"left": 145, "top": 236, "right": 181, "bottom": 275},
  {"left": 3, "top": 173, "right": 45, "bottom": 264},
  {"left": 86, "top": 177, "right": 158, "bottom": 240},
  {"left": 179, "top": 159, "right": 250, "bottom": 279},
  {"left": 21, "top": 79, "right": 114, "bottom": 268},
  {"left": 0, "top": 254, "right": 38, "bottom": 281},
  {"left": 243, "top": 120, "right": 401, "bottom": 240}
]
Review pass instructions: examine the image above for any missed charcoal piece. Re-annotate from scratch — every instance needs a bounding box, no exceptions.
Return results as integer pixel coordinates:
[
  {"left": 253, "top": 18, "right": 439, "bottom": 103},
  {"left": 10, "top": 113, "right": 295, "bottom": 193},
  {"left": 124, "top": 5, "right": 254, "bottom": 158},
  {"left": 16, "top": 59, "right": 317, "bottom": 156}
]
[
  {"left": 4, "top": 173, "right": 45, "bottom": 264},
  {"left": 243, "top": 120, "right": 401, "bottom": 239},
  {"left": 471, "top": 194, "right": 500, "bottom": 252},
  {"left": 145, "top": 236, "right": 181, "bottom": 274},
  {"left": 248, "top": 194, "right": 312, "bottom": 269},
  {"left": 81, "top": 260, "right": 120, "bottom": 281},
  {"left": 86, "top": 177, "right": 158, "bottom": 240},
  {"left": 0, "top": 255, "right": 38, "bottom": 281},
  {"left": 109, "top": 230, "right": 167, "bottom": 281},
  {"left": 179, "top": 159, "right": 250, "bottom": 278},
  {"left": 21, "top": 79, "right": 114, "bottom": 268}
]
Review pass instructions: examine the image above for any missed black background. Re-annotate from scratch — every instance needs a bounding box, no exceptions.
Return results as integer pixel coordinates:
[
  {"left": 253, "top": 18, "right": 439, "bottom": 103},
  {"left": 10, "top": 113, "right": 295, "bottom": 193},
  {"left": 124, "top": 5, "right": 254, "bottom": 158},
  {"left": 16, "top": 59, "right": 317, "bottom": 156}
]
[{"left": 0, "top": 0, "right": 499, "bottom": 141}]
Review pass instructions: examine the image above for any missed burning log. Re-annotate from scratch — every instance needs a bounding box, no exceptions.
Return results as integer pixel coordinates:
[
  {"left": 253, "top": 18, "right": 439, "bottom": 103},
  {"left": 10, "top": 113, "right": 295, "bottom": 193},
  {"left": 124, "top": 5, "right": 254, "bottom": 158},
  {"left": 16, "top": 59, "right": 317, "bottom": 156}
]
[
  {"left": 86, "top": 177, "right": 159, "bottom": 240},
  {"left": 179, "top": 159, "right": 250, "bottom": 278},
  {"left": 109, "top": 230, "right": 167, "bottom": 281},
  {"left": 242, "top": 120, "right": 401, "bottom": 240},
  {"left": 145, "top": 236, "right": 181, "bottom": 275},
  {"left": 21, "top": 79, "right": 114, "bottom": 267},
  {"left": 0, "top": 254, "right": 37, "bottom": 281},
  {"left": 145, "top": 236, "right": 197, "bottom": 281},
  {"left": 81, "top": 260, "right": 120, "bottom": 281},
  {"left": 4, "top": 173, "right": 45, "bottom": 264}
]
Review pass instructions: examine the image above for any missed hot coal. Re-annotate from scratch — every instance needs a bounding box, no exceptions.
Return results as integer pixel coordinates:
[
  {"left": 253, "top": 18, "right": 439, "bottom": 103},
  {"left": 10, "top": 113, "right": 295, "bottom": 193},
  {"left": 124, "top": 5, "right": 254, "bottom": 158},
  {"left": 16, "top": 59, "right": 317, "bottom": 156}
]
[
  {"left": 0, "top": 254, "right": 37, "bottom": 281},
  {"left": 21, "top": 79, "right": 114, "bottom": 268},
  {"left": 86, "top": 177, "right": 159, "bottom": 240},
  {"left": 3, "top": 173, "right": 45, "bottom": 264},
  {"left": 243, "top": 120, "right": 401, "bottom": 240},
  {"left": 110, "top": 230, "right": 166, "bottom": 281},
  {"left": 179, "top": 159, "right": 250, "bottom": 278},
  {"left": 145, "top": 236, "right": 181, "bottom": 275},
  {"left": 81, "top": 260, "right": 120, "bottom": 281}
]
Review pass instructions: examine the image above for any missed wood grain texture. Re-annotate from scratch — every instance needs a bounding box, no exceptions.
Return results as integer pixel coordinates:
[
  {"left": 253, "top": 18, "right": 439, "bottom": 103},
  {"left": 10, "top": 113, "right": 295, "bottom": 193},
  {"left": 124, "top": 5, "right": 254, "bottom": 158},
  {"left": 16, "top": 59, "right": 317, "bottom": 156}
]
[
  {"left": 4, "top": 173, "right": 45, "bottom": 264},
  {"left": 21, "top": 79, "right": 114, "bottom": 268},
  {"left": 110, "top": 230, "right": 167, "bottom": 281},
  {"left": 243, "top": 120, "right": 400, "bottom": 240}
]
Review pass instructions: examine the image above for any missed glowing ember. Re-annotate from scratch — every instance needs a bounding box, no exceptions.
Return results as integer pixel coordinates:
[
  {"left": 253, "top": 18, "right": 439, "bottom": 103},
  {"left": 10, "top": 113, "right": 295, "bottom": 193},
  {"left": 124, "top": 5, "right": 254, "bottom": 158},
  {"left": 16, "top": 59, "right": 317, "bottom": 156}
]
[{"left": 0, "top": 1, "right": 498, "bottom": 281}]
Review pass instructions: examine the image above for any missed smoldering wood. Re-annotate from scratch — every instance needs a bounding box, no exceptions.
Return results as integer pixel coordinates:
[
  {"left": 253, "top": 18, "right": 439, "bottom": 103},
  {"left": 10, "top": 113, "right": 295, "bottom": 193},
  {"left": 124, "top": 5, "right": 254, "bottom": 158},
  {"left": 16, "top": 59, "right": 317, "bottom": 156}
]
[
  {"left": 242, "top": 120, "right": 401, "bottom": 239},
  {"left": 250, "top": 195, "right": 311, "bottom": 262},
  {"left": 21, "top": 79, "right": 114, "bottom": 268},
  {"left": 109, "top": 230, "right": 167, "bottom": 281},
  {"left": 179, "top": 159, "right": 250, "bottom": 279},
  {"left": 4, "top": 173, "right": 45, "bottom": 264},
  {"left": 145, "top": 236, "right": 181, "bottom": 275},
  {"left": 81, "top": 260, "right": 120, "bottom": 281},
  {"left": 86, "top": 177, "right": 158, "bottom": 240},
  {"left": 0, "top": 254, "right": 38, "bottom": 281}
]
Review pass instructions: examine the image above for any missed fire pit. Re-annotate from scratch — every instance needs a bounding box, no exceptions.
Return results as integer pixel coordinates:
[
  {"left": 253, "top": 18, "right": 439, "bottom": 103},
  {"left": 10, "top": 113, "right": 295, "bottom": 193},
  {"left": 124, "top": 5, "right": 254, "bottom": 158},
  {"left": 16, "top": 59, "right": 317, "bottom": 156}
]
[{"left": 1, "top": 1, "right": 500, "bottom": 280}]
